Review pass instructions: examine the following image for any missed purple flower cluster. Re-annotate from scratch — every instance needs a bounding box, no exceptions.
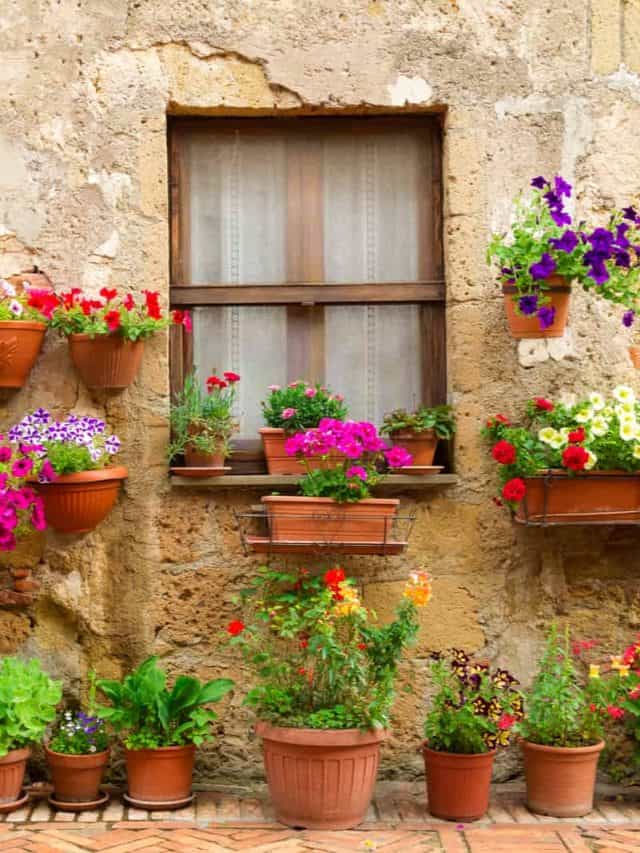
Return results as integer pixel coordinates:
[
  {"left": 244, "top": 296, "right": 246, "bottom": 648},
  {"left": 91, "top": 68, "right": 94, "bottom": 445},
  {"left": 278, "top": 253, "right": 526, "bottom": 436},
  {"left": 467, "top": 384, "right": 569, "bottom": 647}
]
[
  {"left": 531, "top": 175, "right": 572, "bottom": 227},
  {"left": 0, "top": 436, "right": 46, "bottom": 551},
  {"left": 582, "top": 223, "right": 637, "bottom": 286},
  {"left": 284, "top": 418, "right": 411, "bottom": 469}
]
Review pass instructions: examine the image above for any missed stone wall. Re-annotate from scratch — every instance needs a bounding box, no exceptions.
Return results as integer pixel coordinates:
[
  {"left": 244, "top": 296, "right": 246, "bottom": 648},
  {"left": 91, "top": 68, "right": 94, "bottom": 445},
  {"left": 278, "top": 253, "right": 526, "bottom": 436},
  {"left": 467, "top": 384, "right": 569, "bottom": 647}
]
[{"left": 1, "top": 0, "right": 640, "bottom": 785}]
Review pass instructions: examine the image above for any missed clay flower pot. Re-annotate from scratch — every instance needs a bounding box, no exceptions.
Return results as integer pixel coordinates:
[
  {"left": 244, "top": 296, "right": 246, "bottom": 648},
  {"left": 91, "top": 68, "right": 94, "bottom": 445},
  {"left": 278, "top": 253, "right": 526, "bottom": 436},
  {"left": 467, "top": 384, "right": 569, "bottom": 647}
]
[
  {"left": 7, "top": 267, "right": 53, "bottom": 293},
  {"left": 184, "top": 448, "right": 225, "bottom": 467},
  {"left": 125, "top": 745, "right": 195, "bottom": 805},
  {"left": 68, "top": 334, "right": 145, "bottom": 390},
  {"left": 45, "top": 746, "right": 109, "bottom": 804},
  {"left": 0, "top": 748, "right": 30, "bottom": 804},
  {"left": 259, "top": 428, "right": 343, "bottom": 475},
  {"left": 35, "top": 466, "right": 128, "bottom": 534},
  {"left": 630, "top": 346, "right": 640, "bottom": 368},
  {"left": 256, "top": 722, "right": 386, "bottom": 830},
  {"left": 423, "top": 744, "right": 496, "bottom": 821},
  {"left": 0, "top": 321, "right": 47, "bottom": 389},
  {"left": 521, "top": 739, "right": 604, "bottom": 817},
  {"left": 391, "top": 428, "right": 438, "bottom": 466},
  {"left": 502, "top": 276, "right": 571, "bottom": 339}
]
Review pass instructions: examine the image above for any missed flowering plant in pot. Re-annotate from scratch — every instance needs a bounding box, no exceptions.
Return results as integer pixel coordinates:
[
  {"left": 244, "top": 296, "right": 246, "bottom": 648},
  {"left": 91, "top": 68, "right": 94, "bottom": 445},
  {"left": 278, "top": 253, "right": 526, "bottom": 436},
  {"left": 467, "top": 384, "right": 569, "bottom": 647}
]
[
  {"left": 488, "top": 176, "right": 640, "bottom": 338},
  {"left": 96, "top": 657, "right": 233, "bottom": 808},
  {"left": 483, "top": 388, "right": 640, "bottom": 524},
  {"left": 49, "top": 287, "right": 192, "bottom": 390},
  {"left": 45, "top": 673, "right": 110, "bottom": 810},
  {"left": 9, "top": 409, "right": 126, "bottom": 534},
  {"left": 169, "top": 370, "right": 239, "bottom": 471},
  {"left": 259, "top": 420, "right": 411, "bottom": 552},
  {"left": 0, "top": 278, "right": 57, "bottom": 389},
  {"left": 260, "top": 381, "right": 348, "bottom": 473},
  {"left": 0, "top": 657, "right": 61, "bottom": 809},
  {"left": 423, "top": 651, "right": 523, "bottom": 821},
  {"left": 227, "top": 565, "right": 431, "bottom": 829},
  {"left": 381, "top": 404, "right": 455, "bottom": 468}
]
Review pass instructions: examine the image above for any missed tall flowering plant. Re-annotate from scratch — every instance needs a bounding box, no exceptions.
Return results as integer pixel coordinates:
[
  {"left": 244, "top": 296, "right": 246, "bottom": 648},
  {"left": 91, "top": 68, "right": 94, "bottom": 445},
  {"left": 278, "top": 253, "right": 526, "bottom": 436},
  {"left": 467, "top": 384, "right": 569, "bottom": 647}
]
[
  {"left": 285, "top": 419, "right": 412, "bottom": 502},
  {"left": 488, "top": 175, "right": 640, "bottom": 330},
  {"left": 483, "top": 387, "right": 640, "bottom": 509},
  {"left": 168, "top": 370, "right": 240, "bottom": 460},
  {"left": 0, "top": 435, "right": 48, "bottom": 550},
  {"left": 227, "top": 565, "right": 431, "bottom": 730},
  {"left": 0, "top": 278, "right": 57, "bottom": 322},
  {"left": 261, "top": 381, "right": 348, "bottom": 432}
]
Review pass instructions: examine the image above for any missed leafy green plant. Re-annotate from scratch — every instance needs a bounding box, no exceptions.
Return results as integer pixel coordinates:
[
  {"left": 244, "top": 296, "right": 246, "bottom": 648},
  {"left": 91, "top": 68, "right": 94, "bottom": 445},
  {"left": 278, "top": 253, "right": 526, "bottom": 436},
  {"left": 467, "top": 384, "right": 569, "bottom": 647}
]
[
  {"left": 381, "top": 405, "right": 456, "bottom": 440},
  {"left": 96, "top": 657, "right": 234, "bottom": 749},
  {"left": 424, "top": 652, "right": 523, "bottom": 754},
  {"left": 49, "top": 673, "right": 109, "bottom": 755},
  {"left": 226, "top": 566, "right": 432, "bottom": 730},
  {"left": 168, "top": 370, "right": 239, "bottom": 461},
  {"left": 261, "top": 381, "right": 348, "bottom": 432},
  {"left": 0, "top": 658, "right": 62, "bottom": 757}
]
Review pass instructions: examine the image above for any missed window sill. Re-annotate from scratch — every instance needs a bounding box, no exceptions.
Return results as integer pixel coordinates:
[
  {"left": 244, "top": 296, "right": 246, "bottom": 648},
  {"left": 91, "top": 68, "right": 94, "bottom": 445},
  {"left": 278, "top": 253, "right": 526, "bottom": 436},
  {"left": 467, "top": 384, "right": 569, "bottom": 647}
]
[{"left": 169, "top": 473, "right": 458, "bottom": 489}]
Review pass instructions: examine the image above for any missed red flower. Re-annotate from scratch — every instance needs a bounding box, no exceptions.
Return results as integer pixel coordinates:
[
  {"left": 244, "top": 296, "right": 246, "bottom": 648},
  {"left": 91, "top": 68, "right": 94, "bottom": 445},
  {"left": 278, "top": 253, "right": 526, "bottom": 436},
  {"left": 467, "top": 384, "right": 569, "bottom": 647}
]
[
  {"left": 492, "top": 496, "right": 504, "bottom": 507},
  {"left": 123, "top": 293, "right": 135, "bottom": 311},
  {"left": 589, "top": 703, "right": 597, "bottom": 712},
  {"left": 497, "top": 713, "right": 517, "bottom": 731},
  {"left": 105, "top": 309, "right": 121, "bottom": 331},
  {"left": 207, "top": 375, "right": 228, "bottom": 391},
  {"left": 623, "top": 642, "right": 640, "bottom": 666},
  {"left": 61, "top": 288, "right": 81, "bottom": 308},
  {"left": 172, "top": 309, "right": 193, "bottom": 332},
  {"left": 80, "top": 298, "right": 95, "bottom": 316},
  {"left": 533, "top": 397, "right": 554, "bottom": 412},
  {"left": 606, "top": 705, "right": 624, "bottom": 720},
  {"left": 629, "top": 687, "right": 640, "bottom": 701},
  {"left": 502, "top": 478, "right": 526, "bottom": 502},
  {"left": 487, "top": 414, "right": 511, "bottom": 428},
  {"left": 562, "top": 445, "right": 589, "bottom": 471},
  {"left": 144, "top": 290, "right": 162, "bottom": 320},
  {"left": 323, "top": 567, "right": 346, "bottom": 588},
  {"left": 492, "top": 440, "right": 516, "bottom": 465},
  {"left": 100, "top": 287, "right": 118, "bottom": 301},
  {"left": 224, "top": 371, "right": 241, "bottom": 383},
  {"left": 572, "top": 639, "right": 597, "bottom": 656},
  {"left": 27, "top": 290, "right": 59, "bottom": 319},
  {"left": 568, "top": 427, "right": 585, "bottom": 444},
  {"left": 297, "top": 667, "right": 306, "bottom": 676},
  {"left": 358, "top": 643, "right": 367, "bottom": 650},
  {"left": 226, "top": 620, "right": 245, "bottom": 636},
  {"left": 299, "top": 639, "right": 309, "bottom": 649}
]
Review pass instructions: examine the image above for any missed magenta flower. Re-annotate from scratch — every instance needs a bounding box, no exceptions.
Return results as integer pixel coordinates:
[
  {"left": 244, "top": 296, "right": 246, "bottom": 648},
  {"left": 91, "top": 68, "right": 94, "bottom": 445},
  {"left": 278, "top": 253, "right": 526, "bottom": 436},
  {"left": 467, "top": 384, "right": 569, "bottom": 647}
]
[
  {"left": 384, "top": 446, "right": 413, "bottom": 468},
  {"left": 346, "top": 465, "right": 368, "bottom": 481},
  {"left": 281, "top": 407, "right": 297, "bottom": 420},
  {"left": 304, "top": 387, "right": 317, "bottom": 398},
  {"left": 38, "top": 460, "right": 57, "bottom": 483},
  {"left": 0, "top": 447, "right": 11, "bottom": 463},
  {"left": 31, "top": 500, "right": 46, "bottom": 531},
  {"left": 11, "top": 457, "right": 33, "bottom": 478}
]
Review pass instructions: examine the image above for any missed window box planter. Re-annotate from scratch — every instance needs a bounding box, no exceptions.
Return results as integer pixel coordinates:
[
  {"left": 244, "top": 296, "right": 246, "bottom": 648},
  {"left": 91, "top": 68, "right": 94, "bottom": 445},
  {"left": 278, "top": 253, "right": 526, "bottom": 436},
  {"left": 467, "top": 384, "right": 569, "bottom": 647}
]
[
  {"left": 260, "top": 428, "right": 343, "bottom": 475},
  {"left": 256, "top": 722, "right": 386, "bottom": 830},
  {"left": 502, "top": 277, "right": 571, "bottom": 339},
  {"left": 0, "top": 321, "right": 47, "bottom": 389},
  {"left": 35, "top": 466, "right": 128, "bottom": 534},
  {"left": 521, "top": 739, "right": 604, "bottom": 818},
  {"left": 423, "top": 744, "right": 496, "bottom": 822},
  {"left": 68, "top": 334, "right": 145, "bottom": 390},
  {"left": 45, "top": 746, "right": 109, "bottom": 808},
  {"left": 124, "top": 745, "right": 195, "bottom": 808}
]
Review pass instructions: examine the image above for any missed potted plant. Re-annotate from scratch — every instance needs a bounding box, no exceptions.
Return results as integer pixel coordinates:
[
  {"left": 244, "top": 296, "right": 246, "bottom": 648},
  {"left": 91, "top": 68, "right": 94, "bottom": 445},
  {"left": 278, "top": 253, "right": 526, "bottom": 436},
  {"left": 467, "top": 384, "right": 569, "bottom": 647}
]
[
  {"left": 519, "top": 625, "right": 626, "bottom": 817},
  {"left": 45, "top": 673, "right": 110, "bottom": 810},
  {"left": 423, "top": 651, "right": 523, "bottom": 821},
  {"left": 483, "top": 388, "right": 640, "bottom": 524},
  {"left": 260, "top": 381, "right": 348, "bottom": 473},
  {"left": 0, "top": 278, "right": 57, "bottom": 389},
  {"left": 488, "top": 176, "right": 640, "bottom": 338},
  {"left": 169, "top": 370, "right": 239, "bottom": 472},
  {"left": 381, "top": 404, "right": 455, "bottom": 469},
  {"left": 96, "top": 657, "right": 233, "bottom": 808},
  {"left": 9, "top": 409, "right": 127, "bottom": 534},
  {"left": 0, "top": 657, "right": 61, "bottom": 810},
  {"left": 259, "top": 419, "right": 412, "bottom": 552},
  {"left": 49, "top": 287, "right": 192, "bottom": 390},
  {"left": 228, "top": 565, "right": 432, "bottom": 829}
]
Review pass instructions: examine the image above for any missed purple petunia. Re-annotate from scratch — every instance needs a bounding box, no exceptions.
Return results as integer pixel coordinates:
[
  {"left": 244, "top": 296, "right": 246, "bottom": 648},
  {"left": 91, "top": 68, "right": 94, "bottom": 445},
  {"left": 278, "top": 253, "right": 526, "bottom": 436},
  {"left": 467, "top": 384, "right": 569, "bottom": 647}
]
[
  {"left": 104, "top": 435, "right": 121, "bottom": 455},
  {"left": 518, "top": 294, "right": 539, "bottom": 315},
  {"left": 537, "top": 305, "right": 556, "bottom": 330},
  {"left": 623, "top": 310, "right": 635, "bottom": 328},
  {"left": 530, "top": 253, "right": 557, "bottom": 280},
  {"left": 587, "top": 261, "right": 609, "bottom": 285},
  {"left": 623, "top": 206, "right": 639, "bottom": 223},
  {"left": 554, "top": 175, "right": 572, "bottom": 198},
  {"left": 549, "top": 229, "right": 578, "bottom": 254},
  {"left": 531, "top": 176, "right": 548, "bottom": 189}
]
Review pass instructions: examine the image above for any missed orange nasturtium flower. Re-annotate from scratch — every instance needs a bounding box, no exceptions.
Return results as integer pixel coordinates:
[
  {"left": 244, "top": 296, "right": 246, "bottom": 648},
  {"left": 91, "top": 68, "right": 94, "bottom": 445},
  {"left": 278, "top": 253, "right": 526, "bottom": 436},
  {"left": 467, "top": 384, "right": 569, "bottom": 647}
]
[{"left": 403, "top": 570, "right": 433, "bottom": 607}]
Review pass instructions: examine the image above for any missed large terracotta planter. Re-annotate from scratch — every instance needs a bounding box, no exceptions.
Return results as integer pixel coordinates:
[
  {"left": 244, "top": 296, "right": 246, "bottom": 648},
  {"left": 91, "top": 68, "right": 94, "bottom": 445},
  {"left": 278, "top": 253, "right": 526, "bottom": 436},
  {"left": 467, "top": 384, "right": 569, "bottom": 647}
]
[
  {"left": 521, "top": 739, "right": 604, "bottom": 817},
  {"left": 0, "top": 321, "right": 46, "bottom": 389},
  {"left": 261, "top": 495, "right": 399, "bottom": 546},
  {"left": 68, "top": 334, "right": 145, "bottom": 390},
  {"left": 35, "top": 466, "right": 128, "bottom": 533},
  {"left": 256, "top": 722, "right": 386, "bottom": 830},
  {"left": 515, "top": 471, "right": 640, "bottom": 525},
  {"left": 502, "top": 276, "right": 570, "bottom": 339},
  {"left": 391, "top": 428, "right": 437, "bottom": 466},
  {"left": 0, "top": 748, "right": 29, "bottom": 804},
  {"left": 45, "top": 746, "right": 109, "bottom": 803},
  {"left": 423, "top": 744, "right": 495, "bottom": 821},
  {"left": 125, "top": 745, "right": 195, "bottom": 804}
]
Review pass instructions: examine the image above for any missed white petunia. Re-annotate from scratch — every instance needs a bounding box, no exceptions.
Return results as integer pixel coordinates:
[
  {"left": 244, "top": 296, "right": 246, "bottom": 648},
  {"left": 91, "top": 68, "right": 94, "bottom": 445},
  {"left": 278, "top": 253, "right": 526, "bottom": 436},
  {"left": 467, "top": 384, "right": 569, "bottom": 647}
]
[
  {"left": 613, "top": 385, "right": 636, "bottom": 404},
  {"left": 589, "top": 392, "right": 606, "bottom": 411},
  {"left": 616, "top": 401, "right": 635, "bottom": 416},
  {"left": 584, "top": 449, "right": 598, "bottom": 470},
  {"left": 633, "top": 444, "right": 640, "bottom": 460},
  {"left": 574, "top": 407, "right": 594, "bottom": 423},
  {"left": 8, "top": 299, "right": 22, "bottom": 317},
  {"left": 603, "top": 406, "right": 615, "bottom": 417},
  {"left": 591, "top": 416, "right": 610, "bottom": 437},
  {"left": 538, "top": 427, "right": 559, "bottom": 445},
  {"left": 620, "top": 421, "right": 636, "bottom": 441},
  {"left": 549, "top": 435, "right": 567, "bottom": 450}
]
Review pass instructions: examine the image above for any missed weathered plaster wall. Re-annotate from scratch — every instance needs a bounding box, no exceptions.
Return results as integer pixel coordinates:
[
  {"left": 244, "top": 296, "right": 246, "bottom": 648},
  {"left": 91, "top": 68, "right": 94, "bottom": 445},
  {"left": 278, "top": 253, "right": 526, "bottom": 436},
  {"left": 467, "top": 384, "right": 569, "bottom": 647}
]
[{"left": 1, "top": 0, "right": 640, "bottom": 785}]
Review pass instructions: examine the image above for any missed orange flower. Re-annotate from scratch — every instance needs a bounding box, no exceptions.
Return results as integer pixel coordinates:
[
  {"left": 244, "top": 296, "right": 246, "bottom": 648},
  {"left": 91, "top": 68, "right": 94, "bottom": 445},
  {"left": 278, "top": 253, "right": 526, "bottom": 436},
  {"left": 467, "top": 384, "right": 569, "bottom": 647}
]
[{"left": 403, "top": 570, "right": 432, "bottom": 607}]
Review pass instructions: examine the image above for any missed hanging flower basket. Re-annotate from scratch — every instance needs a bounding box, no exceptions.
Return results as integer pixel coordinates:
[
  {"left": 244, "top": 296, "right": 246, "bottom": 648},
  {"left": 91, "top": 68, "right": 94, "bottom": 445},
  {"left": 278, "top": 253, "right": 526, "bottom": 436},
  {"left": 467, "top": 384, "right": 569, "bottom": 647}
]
[
  {"left": 68, "top": 334, "right": 145, "bottom": 390},
  {"left": 0, "top": 274, "right": 57, "bottom": 389},
  {"left": 36, "top": 466, "right": 128, "bottom": 534}
]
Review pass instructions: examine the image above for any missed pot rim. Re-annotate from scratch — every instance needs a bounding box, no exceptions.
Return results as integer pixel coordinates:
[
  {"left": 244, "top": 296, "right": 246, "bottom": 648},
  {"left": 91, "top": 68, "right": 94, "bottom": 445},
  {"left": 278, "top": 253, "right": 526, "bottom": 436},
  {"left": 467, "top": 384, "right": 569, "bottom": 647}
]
[
  {"left": 124, "top": 743, "right": 196, "bottom": 755},
  {"left": 501, "top": 278, "right": 571, "bottom": 295},
  {"left": 524, "top": 469, "right": 635, "bottom": 480},
  {"left": 0, "top": 746, "right": 30, "bottom": 764},
  {"left": 255, "top": 721, "right": 389, "bottom": 746},
  {"left": 520, "top": 738, "right": 604, "bottom": 755},
  {"left": 34, "top": 465, "right": 129, "bottom": 485},
  {"left": 422, "top": 742, "right": 497, "bottom": 760},
  {"left": 0, "top": 321, "right": 47, "bottom": 331},
  {"left": 44, "top": 744, "right": 110, "bottom": 760},
  {"left": 261, "top": 495, "right": 400, "bottom": 507},
  {"left": 68, "top": 332, "right": 145, "bottom": 343}
]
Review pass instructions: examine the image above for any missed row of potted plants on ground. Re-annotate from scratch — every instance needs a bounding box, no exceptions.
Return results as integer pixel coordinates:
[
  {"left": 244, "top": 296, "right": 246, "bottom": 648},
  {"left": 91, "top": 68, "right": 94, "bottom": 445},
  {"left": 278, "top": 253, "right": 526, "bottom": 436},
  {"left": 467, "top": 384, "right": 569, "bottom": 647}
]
[{"left": 0, "top": 567, "right": 637, "bottom": 826}]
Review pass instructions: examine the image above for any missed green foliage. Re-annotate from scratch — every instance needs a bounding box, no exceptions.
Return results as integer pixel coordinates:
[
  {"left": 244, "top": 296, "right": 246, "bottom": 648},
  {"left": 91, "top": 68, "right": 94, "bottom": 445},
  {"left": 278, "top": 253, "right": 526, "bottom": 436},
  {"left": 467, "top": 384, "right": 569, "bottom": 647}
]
[
  {"left": 261, "top": 382, "right": 347, "bottom": 432},
  {"left": 0, "top": 658, "right": 62, "bottom": 757},
  {"left": 168, "top": 371, "right": 238, "bottom": 460},
  {"left": 298, "top": 467, "right": 373, "bottom": 502},
  {"left": 96, "top": 657, "right": 234, "bottom": 749},
  {"left": 424, "top": 653, "right": 523, "bottom": 755},
  {"left": 381, "top": 405, "right": 456, "bottom": 440},
  {"left": 45, "top": 443, "right": 98, "bottom": 475}
]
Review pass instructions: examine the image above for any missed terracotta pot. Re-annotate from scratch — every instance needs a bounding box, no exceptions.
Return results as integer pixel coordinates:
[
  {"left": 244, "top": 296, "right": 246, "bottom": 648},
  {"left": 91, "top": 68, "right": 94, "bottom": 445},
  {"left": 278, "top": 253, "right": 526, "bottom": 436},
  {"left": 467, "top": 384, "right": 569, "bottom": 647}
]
[
  {"left": 260, "top": 428, "right": 343, "bottom": 475},
  {"left": 515, "top": 470, "right": 640, "bottom": 524},
  {"left": 256, "top": 722, "right": 386, "bottom": 829},
  {"left": 521, "top": 739, "right": 604, "bottom": 817},
  {"left": 0, "top": 321, "right": 47, "bottom": 389},
  {"left": 630, "top": 346, "right": 640, "bottom": 368},
  {"left": 184, "top": 449, "right": 225, "bottom": 467},
  {"left": 7, "top": 267, "right": 53, "bottom": 293},
  {"left": 262, "top": 495, "right": 399, "bottom": 546},
  {"left": 391, "top": 428, "right": 437, "bottom": 466},
  {"left": 0, "top": 748, "right": 29, "bottom": 804},
  {"left": 45, "top": 746, "right": 109, "bottom": 803},
  {"left": 125, "top": 745, "right": 195, "bottom": 804},
  {"left": 502, "top": 276, "right": 571, "bottom": 339},
  {"left": 68, "top": 334, "right": 145, "bottom": 390},
  {"left": 35, "top": 466, "right": 128, "bottom": 534},
  {"left": 423, "top": 744, "right": 495, "bottom": 821}
]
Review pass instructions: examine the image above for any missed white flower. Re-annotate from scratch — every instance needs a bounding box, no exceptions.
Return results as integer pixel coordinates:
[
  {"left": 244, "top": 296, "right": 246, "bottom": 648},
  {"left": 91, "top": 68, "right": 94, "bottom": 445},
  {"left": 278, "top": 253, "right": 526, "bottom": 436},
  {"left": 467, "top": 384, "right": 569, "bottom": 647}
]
[
  {"left": 603, "top": 406, "right": 615, "bottom": 417},
  {"left": 589, "top": 392, "right": 605, "bottom": 411},
  {"left": 620, "top": 421, "right": 636, "bottom": 441},
  {"left": 89, "top": 745, "right": 96, "bottom": 753},
  {"left": 574, "top": 407, "right": 594, "bottom": 423},
  {"left": 616, "top": 401, "right": 635, "bottom": 417},
  {"left": 633, "top": 444, "right": 640, "bottom": 460},
  {"left": 584, "top": 449, "right": 598, "bottom": 470},
  {"left": 549, "top": 435, "right": 567, "bottom": 450},
  {"left": 8, "top": 299, "right": 22, "bottom": 317},
  {"left": 0, "top": 279, "right": 16, "bottom": 297},
  {"left": 538, "top": 427, "right": 559, "bottom": 445},
  {"left": 613, "top": 385, "right": 636, "bottom": 404},
  {"left": 590, "top": 416, "right": 610, "bottom": 437}
]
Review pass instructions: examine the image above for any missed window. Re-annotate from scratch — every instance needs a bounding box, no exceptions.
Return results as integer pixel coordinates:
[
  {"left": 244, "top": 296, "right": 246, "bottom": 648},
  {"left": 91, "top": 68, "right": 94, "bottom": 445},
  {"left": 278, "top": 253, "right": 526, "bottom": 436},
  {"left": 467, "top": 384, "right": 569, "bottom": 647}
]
[{"left": 169, "top": 116, "right": 445, "bottom": 472}]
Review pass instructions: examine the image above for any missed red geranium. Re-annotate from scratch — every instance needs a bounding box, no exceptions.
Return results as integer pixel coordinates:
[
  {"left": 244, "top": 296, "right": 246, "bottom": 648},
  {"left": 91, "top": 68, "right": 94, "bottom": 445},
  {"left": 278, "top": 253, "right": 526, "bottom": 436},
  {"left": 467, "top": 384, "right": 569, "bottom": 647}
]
[
  {"left": 227, "top": 620, "right": 245, "bottom": 636},
  {"left": 224, "top": 371, "right": 241, "bottom": 383},
  {"left": 533, "top": 397, "right": 554, "bottom": 412},
  {"left": 606, "top": 705, "right": 624, "bottom": 720},
  {"left": 492, "top": 440, "right": 516, "bottom": 465},
  {"left": 172, "top": 309, "right": 193, "bottom": 332},
  {"left": 498, "top": 713, "right": 517, "bottom": 730},
  {"left": 61, "top": 288, "right": 81, "bottom": 308},
  {"left": 502, "top": 478, "right": 526, "bottom": 502},
  {"left": 100, "top": 287, "right": 117, "bottom": 301},
  {"left": 27, "top": 289, "right": 59, "bottom": 319},
  {"left": 568, "top": 427, "right": 585, "bottom": 444},
  {"left": 105, "top": 309, "right": 121, "bottom": 332},
  {"left": 144, "top": 290, "right": 162, "bottom": 320},
  {"left": 487, "top": 414, "right": 511, "bottom": 428},
  {"left": 323, "top": 567, "right": 346, "bottom": 588},
  {"left": 207, "top": 375, "right": 228, "bottom": 390},
  {"left": 123, "top": 293, "right": 135, "bottom": 311},
  {"left": 562, "top": 445, "right": 589, "bottom": 471}
]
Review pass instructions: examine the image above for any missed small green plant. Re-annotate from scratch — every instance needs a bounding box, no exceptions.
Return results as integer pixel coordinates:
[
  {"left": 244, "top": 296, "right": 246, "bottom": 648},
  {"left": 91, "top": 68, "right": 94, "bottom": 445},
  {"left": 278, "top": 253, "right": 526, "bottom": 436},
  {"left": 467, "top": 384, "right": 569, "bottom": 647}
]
[
  {"left": 96, "top": 657, "right": 234, "bottom": 749},
  {"left": 381, "top": 405, "right": 456, "bottom": 440},
  {"left": 0, "top": 658, "right": 62, "bottom": 757},
  {"left": 424, "top": 652, "right": 523, "bottom": 754},
  {"left": 49, "top": 673, "right": 109, "bottom": 755},
  {"left": 168, "top": 370, "right": 239, "bottom": 461},
  {"left": 261, "top": 381, "right": 348, "bottom": 432}
]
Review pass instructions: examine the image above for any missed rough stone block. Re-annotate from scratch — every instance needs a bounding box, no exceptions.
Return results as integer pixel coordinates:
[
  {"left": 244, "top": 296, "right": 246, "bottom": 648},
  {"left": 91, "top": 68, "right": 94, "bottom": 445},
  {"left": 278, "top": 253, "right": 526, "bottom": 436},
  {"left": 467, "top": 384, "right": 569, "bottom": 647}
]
[{"left": 591, "top": 0, "right": 621, "bottom": 73}]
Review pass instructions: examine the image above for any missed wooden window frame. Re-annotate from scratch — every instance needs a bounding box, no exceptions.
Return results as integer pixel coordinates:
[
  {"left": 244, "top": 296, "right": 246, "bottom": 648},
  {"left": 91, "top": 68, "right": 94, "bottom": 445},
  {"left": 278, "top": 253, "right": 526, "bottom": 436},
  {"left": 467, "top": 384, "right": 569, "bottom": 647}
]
[{"left": 168, "top": 115, "right": 446, "bottom": 473}]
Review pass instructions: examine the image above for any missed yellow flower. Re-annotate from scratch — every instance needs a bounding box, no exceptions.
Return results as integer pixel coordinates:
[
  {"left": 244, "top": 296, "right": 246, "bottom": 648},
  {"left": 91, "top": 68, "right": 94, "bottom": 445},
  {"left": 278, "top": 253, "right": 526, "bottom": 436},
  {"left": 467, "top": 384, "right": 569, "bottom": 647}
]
[
  {"left": 611, "top": 656, "right": 622, "bottom": 670},
  {"left": 589, "top": 664, "right": 600, "bottom": 679},
  {"left": 619, "top": 665, "right": 630, "bottom": 678},
  {"left": 404, "top": 570, "right": 432, "bottom": 607},
  {"left": 333, "top": 583, "right": 364, "bottom": 617},
  {"left": 633, "top": 444, "right": 640, "bottom": 460}
]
